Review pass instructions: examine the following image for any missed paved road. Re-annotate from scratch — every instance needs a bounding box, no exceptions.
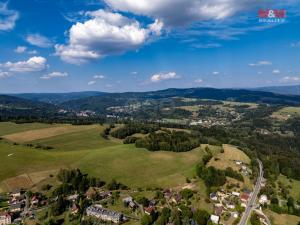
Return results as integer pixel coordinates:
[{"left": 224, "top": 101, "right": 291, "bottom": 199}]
[{"left": 239, "top": 159, "right": 263, "bottom": 225}]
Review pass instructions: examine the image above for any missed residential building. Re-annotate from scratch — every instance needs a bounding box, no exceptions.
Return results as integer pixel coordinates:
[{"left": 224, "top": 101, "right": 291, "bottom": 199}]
[
  {"left": 0, "top": 212, "right": 11, "bottom": 225},
  {"left": 86, "top": 205, "right": 123, "bottom": 223},
  {"left": 210, "top": 215, "right": 220, "bottom": 224}
]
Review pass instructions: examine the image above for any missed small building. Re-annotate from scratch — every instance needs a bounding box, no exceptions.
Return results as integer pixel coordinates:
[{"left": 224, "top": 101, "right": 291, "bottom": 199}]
[
  {"left": 232, "top": 212, "right": 239, "bottom": 218},
  {"left": 240, "top": 192, "right": 250, "bottom": 202},
  {"left": 67, "top": 194, "right": 79, "bottom": 202},
  {"left": 259, "top": 195, "right": 268, "bottom": 205},
  {"left": 210, "top": 215, "right": 220, "bottom": 224},
  {"left": 214, "top": 205, "right": 223, "bottom": 216},
  {"left": 31, "top": 196, "right": 39, "bottom": 205},
  {"left": 10, "top": 203, "right": 23, "bottom": 212},
  {"left": 70, "top": 203, "right": 79, "bottom": 215},
  {"left": 144, "top": 206, "right": 155, "bottom": 216},
  {"left": 210, "top": 192, "right": 218, "bottom": 201},
  {"left": 11, "top": 189, "right": 22, "bottom": 198},
  {"left": 232, "top": 191, "right": 240, "bottom": 197},
  {"left": 0, "top": 212, "right": 11, "bottom": 225},
  {"left": 99, "top": 191, "right": 112, "bottom": 199},
  {"left": 226, "top": 202, "right": 235, "bottom": 209},
  {"left": 86, "top": 205, "right": 123, "bottom": 223},
  {"left": 85, "top": 187, "right": 97, "bottom": 200}
]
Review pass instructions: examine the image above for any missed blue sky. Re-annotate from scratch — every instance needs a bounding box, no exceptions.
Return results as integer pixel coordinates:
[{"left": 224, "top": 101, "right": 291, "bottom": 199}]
[{"left": 0, "top": 0, "right": 300, "bottom": 93}]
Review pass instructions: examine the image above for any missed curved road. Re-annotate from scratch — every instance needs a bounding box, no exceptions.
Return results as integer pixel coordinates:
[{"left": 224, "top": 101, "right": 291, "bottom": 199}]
[{"left": 239, "top": 159, "right": 264, "bottom": 225}]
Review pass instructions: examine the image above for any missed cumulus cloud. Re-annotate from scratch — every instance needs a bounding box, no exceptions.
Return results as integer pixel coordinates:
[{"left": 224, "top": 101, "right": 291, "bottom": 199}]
[
  {"left": 280, "top": 76, "right": 300, "bottom": 83},
  {"left": 55, "top": 9, "right": 162, "bottom": 64},
  {"left": 104, "top": 0, "right": 273, "bottom": 27},
  {"left": 40, "top": 71, "right": 68, "bottom": 80},
  {"left": 0, "top": 71, "right": 11, "bottom": 78},
  {"left": 194, "top": 78, "right": 203, "bottom": 83},
  {"left": 26, "top": 34, "right": 53, "bottom": 48},
  {"left": 212, "top": 71, "right": 219, "bottom": 75},
  {"left": 0, "top": 56, "right": 47, "bottom": 73},
  {"left": 0, "top": 2, "right": 19, "bottom": 31},
  {"left": 249, "top": 61, "right": 272, "bottom": 66},
  {"left": 93, "top": 75, "right": 105, "bottom": 79},
  {"left": 14, "top": 46, "right": 27, "bottom": 53},
  {"left": 150, "top": 72, "right": 179, "bottom": 82},
  {"left": 272, "top": 69, "right": 280, "bottom": 74},
  {"left": 88, "top": 81, "right": 96, "bottom": 85}
]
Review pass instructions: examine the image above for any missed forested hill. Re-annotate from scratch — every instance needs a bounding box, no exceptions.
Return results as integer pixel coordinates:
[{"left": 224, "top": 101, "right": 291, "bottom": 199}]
[
  {"left": 0, "top": 95, "right": 60, "bottom": 120},
  {"left": 62, "top": 88, "right": 300, "bottom": 112},
  {"left": 252, "top": 85, "right": 300, "bottom": 96},
  {"left": 10, "top": 91, "right": 106, "bottom": 104}
]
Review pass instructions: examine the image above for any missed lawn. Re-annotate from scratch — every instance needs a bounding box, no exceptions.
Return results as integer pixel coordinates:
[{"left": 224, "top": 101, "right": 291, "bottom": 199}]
[
  {"left": 0, "top": 122, "right": 55, "bottom": 136},
  {"left": 0, "top": 122, "right": 213, "bottom": 191},
  {"left": 2, "top": 124, "right": 100, "bottom": 143},
  {"left": 265, "top": 209, "right": 300, "bottom": 225},
  {"left": 278, "top": 175, "right": 300, "bottom": 201}
]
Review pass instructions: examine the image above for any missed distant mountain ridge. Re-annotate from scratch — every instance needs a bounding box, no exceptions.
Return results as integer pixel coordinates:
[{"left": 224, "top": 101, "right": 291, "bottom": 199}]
[
  {"left": 10, "top": 91, "right": 106, "bottom": 104},
  {"left": 251, "top": 85, "right": 300, "bottom": 95}
]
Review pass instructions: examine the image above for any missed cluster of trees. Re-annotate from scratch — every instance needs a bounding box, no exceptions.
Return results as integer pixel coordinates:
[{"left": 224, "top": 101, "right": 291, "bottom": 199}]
[
  {"left": 225, "top": 167, "right": 244, "bottom": 182},
  {"left": 135, "top": 130, "right": 200, "bottom": 152},
  {"left": 54, "top": 169, "right": 105, "bottom": 196},
  {"left": 141, "top": 206, "right": 212, "bottom": 225},
  {"left": 196, "top": 164, "right": 226, "bottom": 189},
  {"left": 110, "top": 123, "right": 160, "bottom": 139}
]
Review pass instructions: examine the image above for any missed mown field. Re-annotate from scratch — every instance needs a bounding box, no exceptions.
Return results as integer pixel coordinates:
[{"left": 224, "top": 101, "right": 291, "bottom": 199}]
[
  {"left": 266, "top": 209, "right": 300, "bottom": 225},
  {"left": 0, "top": 122, "right": 217, "bottom": 191}
]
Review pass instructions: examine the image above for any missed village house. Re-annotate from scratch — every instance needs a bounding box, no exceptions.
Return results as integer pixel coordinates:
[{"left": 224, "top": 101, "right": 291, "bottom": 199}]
[
  {"left": 86, "top": 204, "right": 123, "bottom": 223},
  {"left": 259, "top": 195, "right": 268, "bottom": 205},
  {"left": 123, "top": 197, "right": 137, "bottom": 210},
  {"left": 31, "top": 196, "right": 39, "bottom": 206},
  {"left": 0, "top": 212, "right": 11, "bottom": 225},
  {"left": 70, "top": 203, "right": 79, "bottom": 215},
  {"left": 240, "top": 192, "right": 250, "bottom": 203},
  {"left": 10, "top": 202, "right": 23, "bottom": 213},
  {"left": 210, "top": 214, "right": 220, "bottom": 224},
  {"left": 214, "top": 204, "right": 223, "bottom": 216},
  {"left": 67, "top": 194, "right": 79, "bottom": 202},
  {"left": 231, "top": 191, "right": 240, "bottom": 197},
  {"left": 210, "top": 192, "right": 218, "bottom": 201},
  {"left": 144, "top": 206, "right": 155, "bottom": 216},
  {"left": 85, "top": 187, "right": 97, "bottom": 200}
]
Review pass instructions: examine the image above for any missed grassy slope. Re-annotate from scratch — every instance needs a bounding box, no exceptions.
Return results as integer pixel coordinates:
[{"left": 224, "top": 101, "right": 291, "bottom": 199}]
[
  {"left": 0, "top": 122, "right": 55, "bottom": 136},
  {"left": 0, "top": 122, "right": 211, "bottom": 189},
  {"left": 266, "top": 209, "right": 300, "bottom": 225},
  {"left": 278, "top": 175, "right": 300, "bottom": 200}
]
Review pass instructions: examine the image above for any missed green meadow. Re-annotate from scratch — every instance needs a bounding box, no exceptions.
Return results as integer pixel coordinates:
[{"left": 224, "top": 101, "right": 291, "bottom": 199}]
[{"left": 0, "top": 122, "right": 214, "bottom": 190}]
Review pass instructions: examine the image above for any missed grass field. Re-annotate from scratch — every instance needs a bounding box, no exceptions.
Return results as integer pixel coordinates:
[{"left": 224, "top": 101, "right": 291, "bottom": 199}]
[
  {"left": 207, "top": 144, "right": 252, "bottom": 189},
  {"left": 278, "top": 175, "right": 300, "bottom": 200},
  {"left": 272, "top": 107, "right": 300, "bottom": 120},
  {"left": 0, "top": 122, "right": 55, "bottom": 136},
  {"left": 0, "top": 122, "right": 214, "bottom": 191},
  {"left": 265, "top": 209, "right": 300, "bottom": 225},
  {"left": 2, "top": 124, "right": 100, "bottom": 143}
]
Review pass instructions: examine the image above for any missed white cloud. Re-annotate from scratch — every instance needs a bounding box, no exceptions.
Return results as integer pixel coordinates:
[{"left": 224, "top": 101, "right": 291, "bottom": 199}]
[
  {"left": 88, "top": 81, "right": 96, "bottom": 85},
  {"left": 131, "top": 71, "right": 138, "bottom": 75},
  {"left": 0, "top": 71, "right": 11, "bottom": 78},
  {"left": 0, "top": 2, "right": 19, "bottom": 31},
  {"left": 14, "top": 46, "right": 27, "bottom": 54},
  {"left": 272, "top": 69, "right": 280, "bottom": 74},
  {"left": 93, "top": 75, "right": 105, "bottom": 79},
  {"left": 280, "top": 76, "right": 300, "bottom": 83},
  {"left": 55, "top": 9, "right": 162, "bottom": 64},
  {"left": 40, "top": 71, "right": 68, "bottom": 80},
  {"left": 150, "top": 71, "right": 179, "bottom": 82},
  {"left": 28, "top": 50, "right": 38, "bottom": 55},
  {"left": 104, "top": 0, "right": 275, "bottom": 27},
  {"left": 0, "top": 56, "right": 47, "bottom": 73},
  {"left": 257, "top": 71, "right": 262, "bottom": 74},
  {"left": 194, "top": 78, "right": 203, "bottom": 83},
  {"left": 212, "top": 71, "right": 219, "bottom": 75},
  {"left": 106, "top": 84, "right": 113, "bottom": 88},
  {"left": 249, "top": 61, "right": 272, "bottom": 66},
  {"left": 26, "top": 34, "right": 53, "bottom": 48}
]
